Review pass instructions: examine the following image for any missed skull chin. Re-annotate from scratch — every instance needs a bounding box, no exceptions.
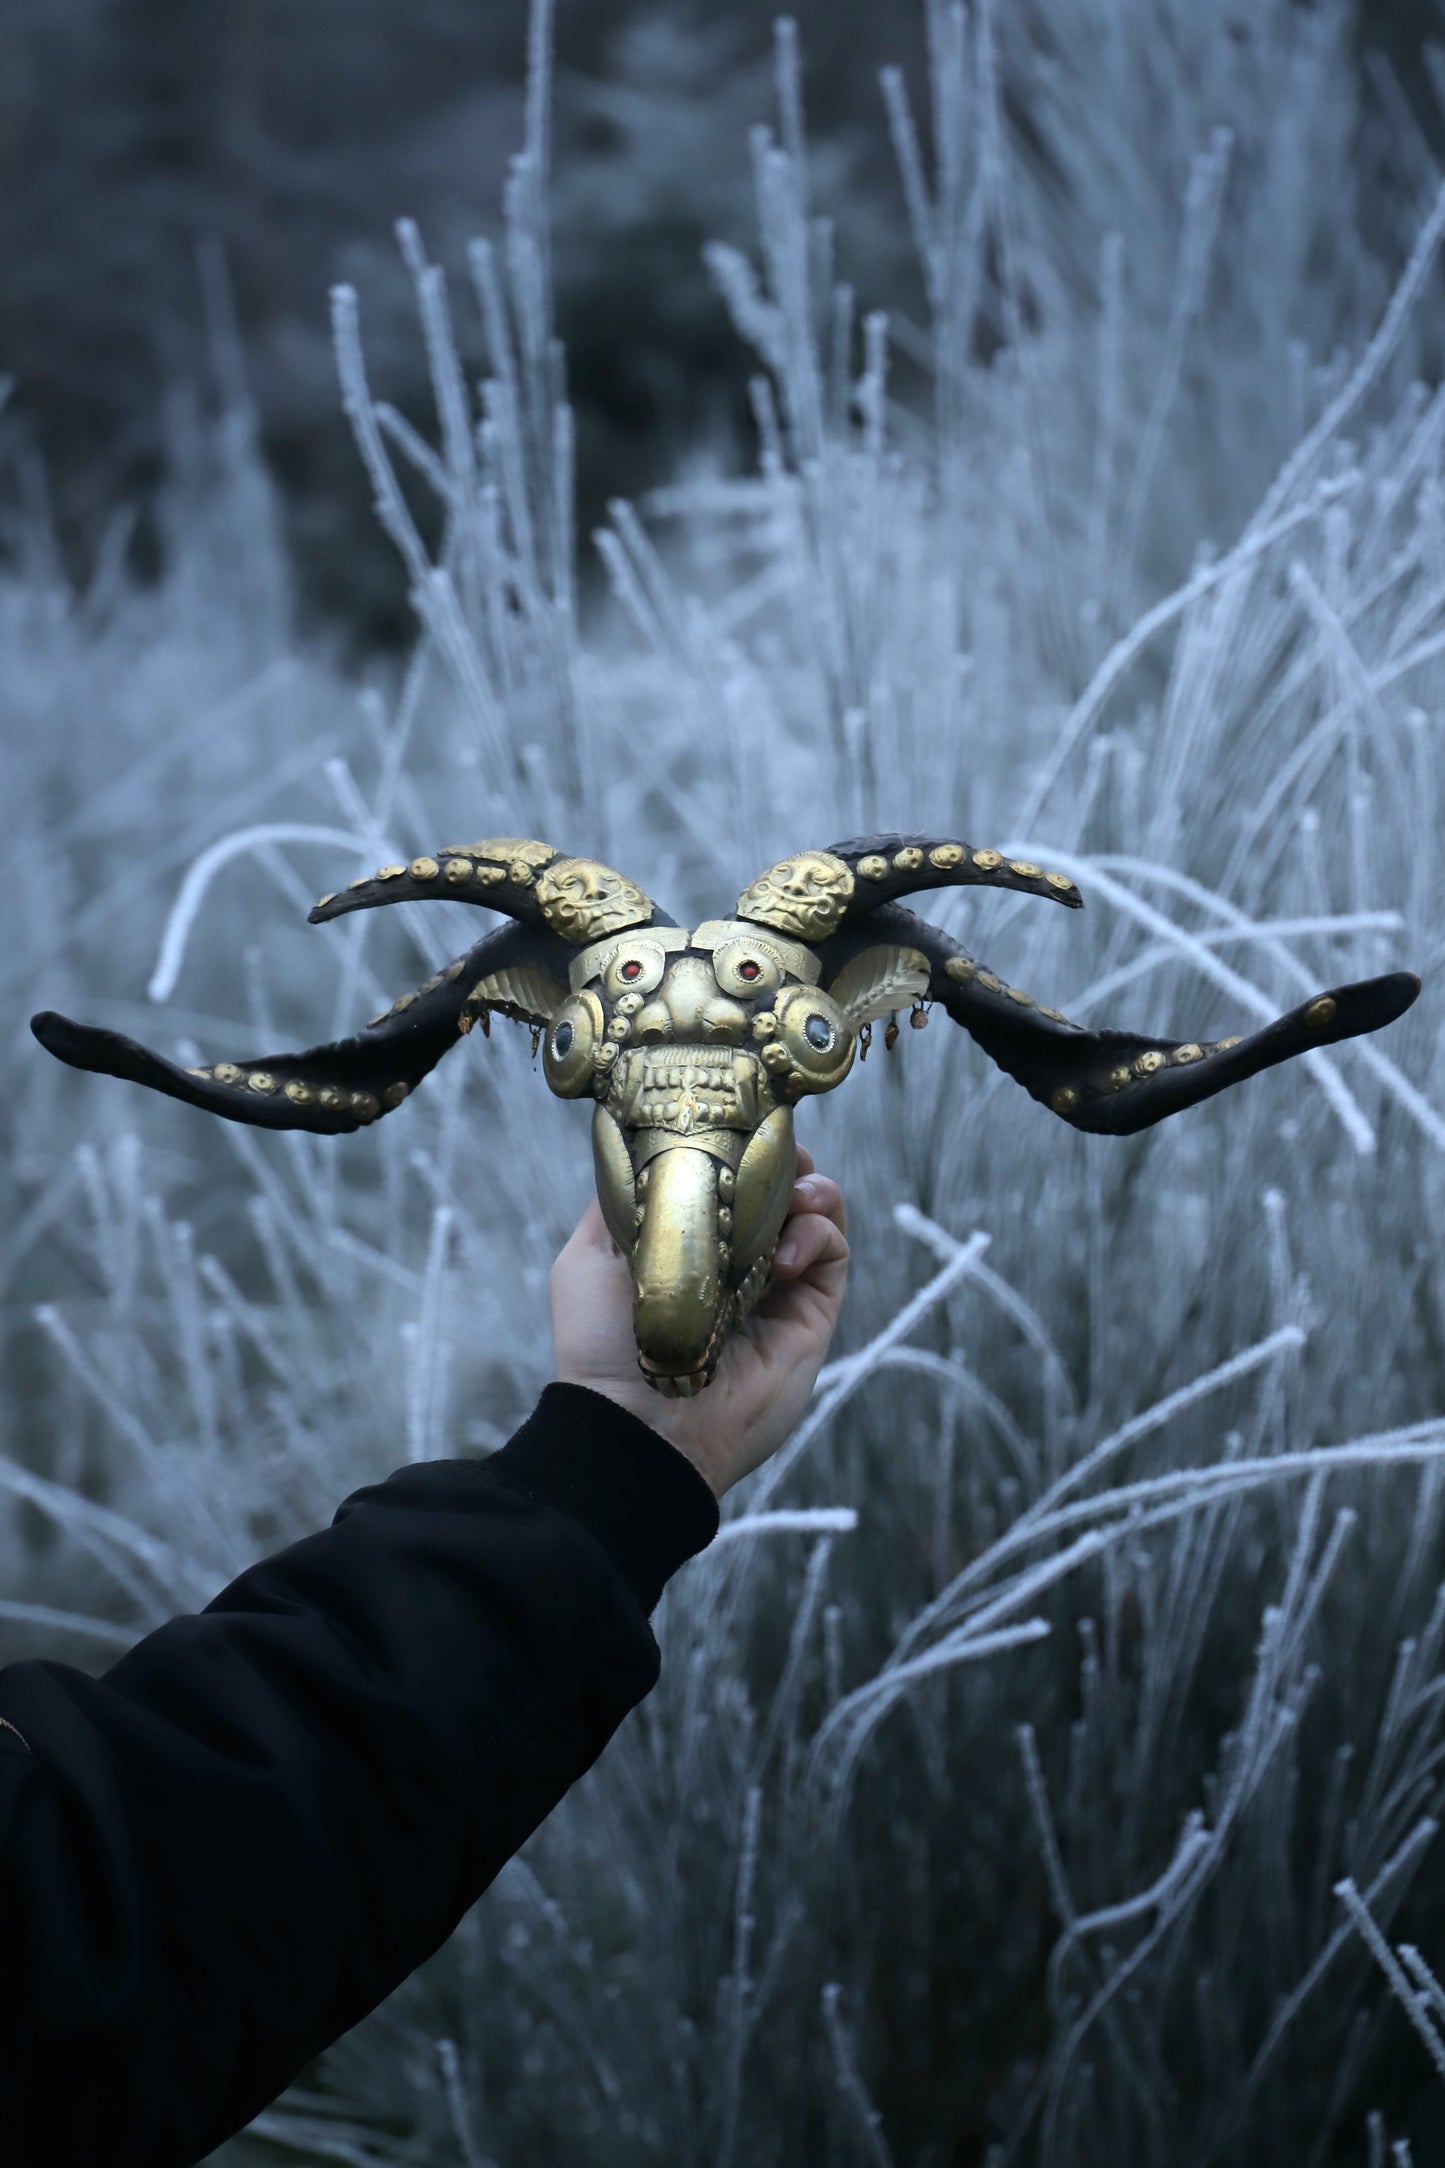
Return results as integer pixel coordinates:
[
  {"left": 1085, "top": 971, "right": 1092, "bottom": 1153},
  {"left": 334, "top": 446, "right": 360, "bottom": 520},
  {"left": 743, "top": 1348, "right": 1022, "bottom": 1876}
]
[{"left": 631, "top": 1146, "right": 728, "bottom": 1395}]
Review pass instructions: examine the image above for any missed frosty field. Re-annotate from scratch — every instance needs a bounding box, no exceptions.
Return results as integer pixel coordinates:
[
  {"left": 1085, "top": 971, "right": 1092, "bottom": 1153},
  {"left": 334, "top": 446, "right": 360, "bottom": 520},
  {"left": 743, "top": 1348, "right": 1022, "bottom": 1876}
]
[{"left": 4, "top": 1, "right": 1445, "bottom": 2159}]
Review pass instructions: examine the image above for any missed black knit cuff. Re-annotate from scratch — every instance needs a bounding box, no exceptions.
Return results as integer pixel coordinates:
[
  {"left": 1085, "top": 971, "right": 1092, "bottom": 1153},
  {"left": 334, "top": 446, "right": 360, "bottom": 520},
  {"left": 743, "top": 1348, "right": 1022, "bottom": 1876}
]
[{"left": 483, "top": 1383, "right": 720, "bottom": 1616}]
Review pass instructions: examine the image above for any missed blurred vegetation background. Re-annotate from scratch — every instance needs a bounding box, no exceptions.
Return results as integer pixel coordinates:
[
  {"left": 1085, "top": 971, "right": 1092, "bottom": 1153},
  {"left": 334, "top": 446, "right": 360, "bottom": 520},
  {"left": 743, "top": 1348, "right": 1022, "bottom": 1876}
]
[
  {"left": 5, "top": 3, "right": 1445, "bottom": 2162},
  {"left": 2, "top": 0, "right": 1443, "bottom": 646}
]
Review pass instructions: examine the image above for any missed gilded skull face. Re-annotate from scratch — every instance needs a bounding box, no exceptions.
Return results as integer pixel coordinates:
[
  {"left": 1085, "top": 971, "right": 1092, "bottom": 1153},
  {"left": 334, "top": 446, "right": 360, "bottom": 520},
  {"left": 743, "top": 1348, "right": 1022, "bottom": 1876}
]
[
  {"left": 735, "top": 849, "right": 855, "bottom": 940},
  {"left": 536, "top": 857, "right": 654, "bottom": 943},
  {"left": 541, "top": 919, "right": 857, "bottom": 1396}
]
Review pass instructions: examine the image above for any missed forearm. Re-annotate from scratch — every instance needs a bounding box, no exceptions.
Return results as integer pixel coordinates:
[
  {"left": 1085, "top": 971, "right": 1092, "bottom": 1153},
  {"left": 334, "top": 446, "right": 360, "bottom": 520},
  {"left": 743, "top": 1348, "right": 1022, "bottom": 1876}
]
[{"left": 0, "top": 1383, "right": 717, "bottom": 2168}]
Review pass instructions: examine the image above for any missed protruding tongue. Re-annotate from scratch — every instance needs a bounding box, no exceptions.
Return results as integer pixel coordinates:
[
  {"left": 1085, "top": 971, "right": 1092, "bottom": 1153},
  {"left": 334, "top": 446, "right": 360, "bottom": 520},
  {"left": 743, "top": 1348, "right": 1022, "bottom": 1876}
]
[{"left": 631, "top": 1146, "right": 722, "bottom": 1390}]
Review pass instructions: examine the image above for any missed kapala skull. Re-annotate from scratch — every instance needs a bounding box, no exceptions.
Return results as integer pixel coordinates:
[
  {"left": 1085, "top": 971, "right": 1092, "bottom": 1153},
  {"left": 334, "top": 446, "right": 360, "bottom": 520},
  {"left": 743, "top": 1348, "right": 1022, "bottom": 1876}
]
[{"left": 32, "top": 831, "right": 1421, "bottom": 1397}]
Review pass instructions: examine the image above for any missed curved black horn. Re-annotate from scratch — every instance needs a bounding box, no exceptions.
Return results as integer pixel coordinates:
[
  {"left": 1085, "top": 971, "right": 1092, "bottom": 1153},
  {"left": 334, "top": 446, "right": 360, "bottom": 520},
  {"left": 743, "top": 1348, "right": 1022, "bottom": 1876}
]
[
  {"left": 733, "top": 833, "right": 1082, "bottom": 945},
  {"left": 30, "top": 920, "right": 571, "bottom": 1136},
  {"left": 813, "top": 901, "right": 1420, "bottom": 1133},
  {"left": 309, "top": 836, "right": 676, "bottom": 948}
]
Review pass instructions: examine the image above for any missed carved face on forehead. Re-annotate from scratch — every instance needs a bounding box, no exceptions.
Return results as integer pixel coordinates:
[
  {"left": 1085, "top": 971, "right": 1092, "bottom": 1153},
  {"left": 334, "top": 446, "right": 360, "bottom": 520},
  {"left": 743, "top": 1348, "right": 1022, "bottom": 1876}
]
[{"left": 736, "top": 850, "right": 854, "bottom": 940}]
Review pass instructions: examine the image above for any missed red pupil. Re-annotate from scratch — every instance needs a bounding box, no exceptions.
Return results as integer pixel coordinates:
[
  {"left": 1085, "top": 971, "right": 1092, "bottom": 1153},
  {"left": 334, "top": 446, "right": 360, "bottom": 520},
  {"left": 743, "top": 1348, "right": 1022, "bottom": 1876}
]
[
  {"left": 740, "top": 960, "right": 760, "bottom": 980},
  {"left": 622, "top": 961, "right": 641, "bottom": 979}
]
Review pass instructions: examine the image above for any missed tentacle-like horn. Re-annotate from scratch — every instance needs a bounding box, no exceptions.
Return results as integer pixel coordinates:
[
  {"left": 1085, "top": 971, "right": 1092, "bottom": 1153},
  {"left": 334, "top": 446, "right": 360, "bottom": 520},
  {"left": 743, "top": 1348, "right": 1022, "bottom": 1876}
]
[
  {"left": 30, "top": 921, "right": 571, "bottom": 1135},
  {"left": 309, "top": 837, "right": 676, "bottom": 948},
  {"left": 733, "top": 833, "right": 1082, "bottom": 946},
  {"left": 814, "top": 902, "right": 1421, "bottom": 1133}
]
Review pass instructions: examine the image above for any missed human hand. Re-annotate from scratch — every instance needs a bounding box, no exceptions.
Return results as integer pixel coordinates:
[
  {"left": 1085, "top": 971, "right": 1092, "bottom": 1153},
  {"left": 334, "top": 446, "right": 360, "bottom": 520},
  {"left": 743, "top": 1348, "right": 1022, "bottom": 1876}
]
[{"left": 549, "top": 1144, "right": 849, "bottom": 1498}]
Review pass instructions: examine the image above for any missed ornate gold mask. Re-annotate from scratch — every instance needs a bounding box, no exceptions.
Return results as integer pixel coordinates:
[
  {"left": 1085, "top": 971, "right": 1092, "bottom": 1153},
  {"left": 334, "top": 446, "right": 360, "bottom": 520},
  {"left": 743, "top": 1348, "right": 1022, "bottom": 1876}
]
[{"left": 33, "top": 832, "right": 1420, "bottom": 1396}]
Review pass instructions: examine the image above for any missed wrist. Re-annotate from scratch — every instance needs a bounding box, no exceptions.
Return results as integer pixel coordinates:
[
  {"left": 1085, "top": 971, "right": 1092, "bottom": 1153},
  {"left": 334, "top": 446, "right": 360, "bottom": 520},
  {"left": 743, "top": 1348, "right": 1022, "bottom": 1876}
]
[{"left": 553, "top": 1372, "right": 720, "bottom": 1496}]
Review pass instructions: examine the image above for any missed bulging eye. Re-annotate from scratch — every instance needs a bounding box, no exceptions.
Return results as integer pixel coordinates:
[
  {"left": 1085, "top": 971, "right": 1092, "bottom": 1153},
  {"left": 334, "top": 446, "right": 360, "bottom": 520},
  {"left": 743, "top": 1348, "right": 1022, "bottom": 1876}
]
[
  {"left": 713, "top": 938, "right": 783, "bottom": 999},
  {"left": 543, "top": 991, "right": 603, "bottom": 1097},
  {"left": 773, "top": 985, "right": 855, "bottom": 1092},
  {"left": 603, "top": 942, "right": 666, "bottom": 1001}
]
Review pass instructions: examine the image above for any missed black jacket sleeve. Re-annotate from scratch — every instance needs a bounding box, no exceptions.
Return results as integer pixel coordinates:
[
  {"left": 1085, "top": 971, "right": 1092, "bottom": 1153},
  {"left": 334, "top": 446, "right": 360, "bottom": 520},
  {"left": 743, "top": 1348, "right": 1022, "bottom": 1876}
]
[{"left": 0, "top": 1381, "right": 719, "bottom": 2168}]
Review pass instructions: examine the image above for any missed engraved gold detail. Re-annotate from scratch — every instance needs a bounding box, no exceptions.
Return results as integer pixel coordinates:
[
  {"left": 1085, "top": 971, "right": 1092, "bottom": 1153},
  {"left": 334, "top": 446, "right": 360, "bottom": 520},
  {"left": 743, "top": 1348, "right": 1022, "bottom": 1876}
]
[
  {"left": 1172, "top": 1043, "right": 1202, "bottom": 1064},
  {"left": 929, "top": 844, "right": 963, "bottom": 869},
  {"left": 383, "top": 1081, "right": 410, "bottom": 1109},
  {"left": 377, "top": 865, "right": 406, "bottom": 880},
  {"left": 1218, "top": 1035, "right": 1242, "bottom": 1049},
  {"left": 1009, "top": 861, "right": 1041, "bottom": 878},
  {"left": 737, "top": 850, "right": 855, "bottom": 939},
  {"left": 1039, "top": 1005, "right": 1065, "bottom": 1022},
  {"left": 1051, "top": 1086, "right": 1079, "bottom": 1113},
  {"left": 284, "top": 1080, "right": 315, "bottom": 1104},
  {"left": 1134, "top": 1051, "right": 1164, "bottom": 1075},
  {"left": 1006, "top": 986, "right": 1034, "bottom": 1005},
  {"left": 247, "top": 1071, "right": 277, "bottom": 1093},
  {"left": 214, "top": 1063, "right": 243, "bottom": 1085},
  {"left": 536, "top": 857, "right": 654, "bottom": 944},
  {"left": 858, "top": 854, "right": 890, "bottom": 879},
  {"left": 410, "top": 857, "right": 440, "bottom": 880},
  {"left": 1108, "top": 1066, "right": 1131, "bottom": 1090},
  {"left": 944, "top": 956, "right": 977, "bottom": 982},
  {"left": 972, "top": 850, "right": 1002, "bottom": 869},
  {"left": 1307, "top": 996, "right": 1337, "bottom": 1027},
  {"left": 892, "top": 846, "right": 924, "bottom": 871},
  {"left": 1046, "top": 871, "right": 1074, "bottom": 892},
  {"left": 444, "top": 858, "right": 473, "bottom": 883},
  {"left": 977, "top": 971, "right": 1003, "bottom": 992}
]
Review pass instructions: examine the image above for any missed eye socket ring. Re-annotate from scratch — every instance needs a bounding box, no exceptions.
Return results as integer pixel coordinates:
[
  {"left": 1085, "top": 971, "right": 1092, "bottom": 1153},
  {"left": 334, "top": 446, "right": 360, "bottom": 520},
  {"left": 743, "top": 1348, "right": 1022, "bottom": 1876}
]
[
  {"left": 603, "top": 942, "right": 667, "bottom": 1002},
  {"left": 712, "top": 937, "right": 784, "bottom": 999},
  {"left": 773, "top": 984, "right": 855, "bottom": 1092},
  {"left": 543, "top": 991, "right": 604, "bottom": 1097}
]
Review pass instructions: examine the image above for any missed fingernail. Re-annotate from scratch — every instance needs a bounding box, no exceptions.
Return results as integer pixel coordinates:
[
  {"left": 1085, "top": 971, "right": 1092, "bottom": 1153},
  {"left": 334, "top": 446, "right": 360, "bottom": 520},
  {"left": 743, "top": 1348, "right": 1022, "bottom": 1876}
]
[{"left": 777, "top": 1241, "right": 799, "bottom": 1268}]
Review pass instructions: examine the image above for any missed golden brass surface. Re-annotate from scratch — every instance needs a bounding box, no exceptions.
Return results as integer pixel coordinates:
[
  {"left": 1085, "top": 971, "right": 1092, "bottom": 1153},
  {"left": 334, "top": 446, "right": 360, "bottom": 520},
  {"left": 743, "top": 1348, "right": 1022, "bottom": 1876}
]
[
  {"left": 731, "top": 1104, "right": 797, "bottom": 1274},
  {"left": 631, "top": 1146, "right": 723, "bottom": 1380},
  {"left": 543, "top": 990, "right": 605, "bottom": 1097},
  {"left": 827, "top": 943, "right": 931, "bottom": 1027},
  {"left": 591, "top": 1102, "right": 638, "bottom": 1254},
  {"left": 736, "top": 851, "right": 855, "bottom": 939},
  {"left": 536, "top": 857, "right": 654, "bottom": 944}
]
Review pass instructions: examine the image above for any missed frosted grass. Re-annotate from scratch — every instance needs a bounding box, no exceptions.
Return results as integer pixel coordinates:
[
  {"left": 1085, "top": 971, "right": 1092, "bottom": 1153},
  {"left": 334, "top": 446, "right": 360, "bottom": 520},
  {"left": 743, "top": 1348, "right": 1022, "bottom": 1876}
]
[{"left": 4, "top": 0, "right": 1445, "bottom": 2159}]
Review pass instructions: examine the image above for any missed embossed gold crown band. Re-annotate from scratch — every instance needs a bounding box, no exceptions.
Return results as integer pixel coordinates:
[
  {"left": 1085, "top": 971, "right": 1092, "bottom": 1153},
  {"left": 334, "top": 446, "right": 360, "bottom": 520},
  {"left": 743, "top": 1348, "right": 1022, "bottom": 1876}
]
[{"left": 568, "top": 919, "right": 821, "bottom": 994}]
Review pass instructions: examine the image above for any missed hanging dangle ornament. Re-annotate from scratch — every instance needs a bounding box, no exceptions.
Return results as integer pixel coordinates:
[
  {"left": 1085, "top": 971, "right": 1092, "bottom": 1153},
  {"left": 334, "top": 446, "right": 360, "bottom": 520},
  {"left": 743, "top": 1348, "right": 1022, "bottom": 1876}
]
[{"left": 29, "top": 828, "right": 1421, "bottom": 1399}]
